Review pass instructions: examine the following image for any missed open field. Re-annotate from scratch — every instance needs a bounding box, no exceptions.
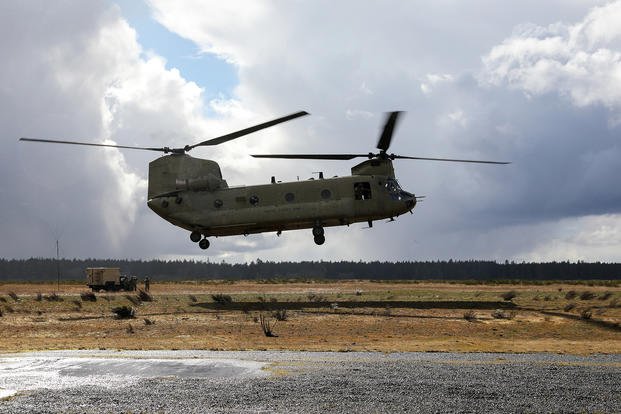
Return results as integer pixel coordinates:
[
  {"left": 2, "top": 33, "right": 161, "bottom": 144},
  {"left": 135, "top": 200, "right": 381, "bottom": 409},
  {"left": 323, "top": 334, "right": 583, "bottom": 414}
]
[{"left": 1, "top": 281, "right": 620, "bottom": 354}]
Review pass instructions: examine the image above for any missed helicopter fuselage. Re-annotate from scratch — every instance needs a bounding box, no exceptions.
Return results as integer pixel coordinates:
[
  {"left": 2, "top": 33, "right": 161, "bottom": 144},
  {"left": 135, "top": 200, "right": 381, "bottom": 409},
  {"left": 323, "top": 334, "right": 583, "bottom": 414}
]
[
  {"left": 147, "top": 154, "right": 416, "bottom": 244},
  {"left": 20, "top": 110, "right": 507, "bottom": 251}
]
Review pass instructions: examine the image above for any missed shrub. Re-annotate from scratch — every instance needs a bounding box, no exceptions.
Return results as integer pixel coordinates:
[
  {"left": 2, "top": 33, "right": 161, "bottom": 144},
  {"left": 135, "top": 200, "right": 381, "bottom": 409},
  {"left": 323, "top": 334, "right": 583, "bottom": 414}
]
[
  {"left": 492, "top": 309, "right": 515, "bottom": 319},
  {"left": 307, "top": 293, "right": 326, "bottom": 302},
  {"left": 580, "top": 309, "right": 593, "bottom": 320},
  {"left": 501, "top": 291, "right": 517, "bottom": 301},
  {"left": 188, "top": 295, "right": 198, "bottom": 303},
  {"left": 8, "top": 292, "right": 19, "bottom": 302},
  {"left": 599, "top": 292, "right": 613, "bottom": 301},
  {"left": 137, "top": 290, "right": 153, "bottom": 302},
  {"left": 80, "top": 292, "right": 97, "bottom": 302},
  {"left": 36, "top": 293, "right": 43, "bottom": 302},
  {"left": 112, "top": 305, "right": 135, "bottom": 319},
  {"left": 564, "top": 303, "right": 576, "bottom": 312},
  {"left": 45, "top": 293, "right": 63, "bottom": 302},
  {"left": 463, "top": 310, "right": 477, "bottom": 321},
  {"left": 211, "top": 293, "right": 232, "bottom": 305},
  {"left": 71, "top": 300, "right": 82, "bottom": 309},
  {"left": 0, "top": 308, "right": 3, "bottom": 317},
  {"left": 126, "top": 323, "right": 135, "bottom": 334},
  {"left": 259, "top": 314, "right": 277, "bottom": 337},
  {"left": 0, "top": 297, "right": 6, "bottom": 303},
  {"left": 579, "top": 291, "right": 596, "bottom": 300},
  {"left": 272, "top": 309, "right": 288, "bottom": 321},
  {"left": 565, "top": 290, "right": 577, "bottom": 300},
  {"left": 143, "top": 318, "right": 155, "bottom": 325}
]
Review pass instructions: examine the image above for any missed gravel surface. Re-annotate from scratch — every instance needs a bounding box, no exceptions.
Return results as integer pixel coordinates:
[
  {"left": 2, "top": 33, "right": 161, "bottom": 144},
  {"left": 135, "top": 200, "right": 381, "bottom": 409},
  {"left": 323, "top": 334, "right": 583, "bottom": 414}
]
[{"left": 0, "top": 350, "right": 620, "bottom": 413}]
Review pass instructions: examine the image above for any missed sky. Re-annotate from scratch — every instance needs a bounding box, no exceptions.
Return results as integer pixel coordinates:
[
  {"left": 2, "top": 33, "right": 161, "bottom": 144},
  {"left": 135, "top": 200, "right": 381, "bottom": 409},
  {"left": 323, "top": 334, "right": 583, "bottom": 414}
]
[{"left": 1, "top": 0, "right": 620, "bottom": 263}]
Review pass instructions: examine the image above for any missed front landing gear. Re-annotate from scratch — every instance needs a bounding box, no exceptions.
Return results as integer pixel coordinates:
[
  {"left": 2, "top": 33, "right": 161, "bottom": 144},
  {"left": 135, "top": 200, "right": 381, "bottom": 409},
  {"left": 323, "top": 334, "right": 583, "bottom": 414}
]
[{"left": 312, "top": 226, "right": 325, "bottom": 245}]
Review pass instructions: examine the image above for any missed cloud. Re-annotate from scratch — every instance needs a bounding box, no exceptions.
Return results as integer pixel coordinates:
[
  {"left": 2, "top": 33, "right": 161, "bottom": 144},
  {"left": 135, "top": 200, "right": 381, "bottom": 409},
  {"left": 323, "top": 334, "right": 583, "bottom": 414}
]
[
  {"left": 2, "top": 0, "right": 620, "bottom": 263},
  {"left": 482, "top": 1, "right": 621, "bottom": 119},
  {"left": 420, "top": 73, "right": 454, "bottom": 95},
  {"left": 0, "top": 2, "right": 242, "bottom": 258}
]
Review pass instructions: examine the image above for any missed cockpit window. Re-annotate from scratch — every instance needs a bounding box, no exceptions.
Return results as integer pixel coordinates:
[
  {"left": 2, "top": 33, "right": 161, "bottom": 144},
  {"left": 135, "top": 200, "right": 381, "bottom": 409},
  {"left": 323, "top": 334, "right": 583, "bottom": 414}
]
[
  {"left": 385, "top": 178, "right": 402, "bottom": 193},
  {"left": 385, "top": 178, "right": 410, "bottom": 201}
]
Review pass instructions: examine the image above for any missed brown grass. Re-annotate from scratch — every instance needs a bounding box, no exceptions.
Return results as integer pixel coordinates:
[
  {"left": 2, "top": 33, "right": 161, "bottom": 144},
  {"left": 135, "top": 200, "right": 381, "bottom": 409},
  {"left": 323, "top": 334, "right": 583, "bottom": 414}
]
[{"left": 0, "top": 281, "right": 619, "bottom": 354}]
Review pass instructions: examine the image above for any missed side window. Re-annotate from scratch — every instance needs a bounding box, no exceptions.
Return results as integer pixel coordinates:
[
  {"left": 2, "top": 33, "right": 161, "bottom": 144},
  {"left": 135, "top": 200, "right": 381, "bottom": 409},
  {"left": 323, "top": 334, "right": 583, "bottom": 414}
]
[{"left": 354, "top": 182, "right": 372, "bottom": 200}]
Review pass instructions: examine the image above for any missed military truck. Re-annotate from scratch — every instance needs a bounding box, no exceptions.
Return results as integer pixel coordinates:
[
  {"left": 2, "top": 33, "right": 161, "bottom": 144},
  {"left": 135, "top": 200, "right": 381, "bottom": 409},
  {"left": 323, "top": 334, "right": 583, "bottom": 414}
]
[{"left": 86, "top": 267, "right": 137, "bottom": 292}]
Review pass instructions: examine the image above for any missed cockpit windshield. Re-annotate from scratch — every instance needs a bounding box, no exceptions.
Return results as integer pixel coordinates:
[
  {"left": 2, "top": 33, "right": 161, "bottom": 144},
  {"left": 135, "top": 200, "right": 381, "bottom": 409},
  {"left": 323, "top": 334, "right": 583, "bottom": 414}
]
[
  {"left": 385, "top": 178, "right": 412, "bottom": 201},
  {"left": 385, "top": 178, "right": 402, "bottom": 193}
]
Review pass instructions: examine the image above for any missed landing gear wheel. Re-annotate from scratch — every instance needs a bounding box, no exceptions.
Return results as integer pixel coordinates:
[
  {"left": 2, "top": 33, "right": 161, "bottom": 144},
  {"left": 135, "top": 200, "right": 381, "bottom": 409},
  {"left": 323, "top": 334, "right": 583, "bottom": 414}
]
[
  {"left": 312, "top": 226, "right": 324, "bottom": 237},
  {"left": 190, "top": 231, "right": 202, "bottom": 243},
  {"left": 314, "top": 235, "right": 325, "bottom": 245},
  {"left": 199, "top": 238, "right": 210, "bottom": 250}
]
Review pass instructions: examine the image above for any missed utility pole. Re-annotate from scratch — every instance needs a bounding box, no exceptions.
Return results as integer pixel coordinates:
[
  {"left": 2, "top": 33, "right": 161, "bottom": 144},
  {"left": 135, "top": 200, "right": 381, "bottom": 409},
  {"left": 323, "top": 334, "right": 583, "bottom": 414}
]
[{"left": 56, "top": 239, "right": 60, "bottom": 293}]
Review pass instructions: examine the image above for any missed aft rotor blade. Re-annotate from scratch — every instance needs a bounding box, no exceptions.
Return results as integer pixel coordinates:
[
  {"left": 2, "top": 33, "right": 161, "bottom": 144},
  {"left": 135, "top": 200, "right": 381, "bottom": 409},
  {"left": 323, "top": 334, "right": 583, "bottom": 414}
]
[
  {"left": 189, "top": 111, "right": 309, "bottom": 149},
  {"left": 19, "top": 137, "right": 167, "bottom": 152},
  {"left": 394, "top": 155, "right": 510, "bottom": 164},
  {"left": 376, "top": 111, "right": 403, "bottom": 152},
  {"left": 252, "top": 154, "right": 368, "bottom": 160}
]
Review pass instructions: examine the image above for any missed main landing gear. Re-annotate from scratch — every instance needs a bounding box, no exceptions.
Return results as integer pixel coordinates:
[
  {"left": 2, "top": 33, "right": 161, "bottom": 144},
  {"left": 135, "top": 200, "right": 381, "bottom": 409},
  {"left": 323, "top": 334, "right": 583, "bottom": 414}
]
[
  {"left": 312, "top": 226, "right": 325, "bottom": 245},
  {"left": 190, "top": 231, "right": 210, "bottom": 250}
]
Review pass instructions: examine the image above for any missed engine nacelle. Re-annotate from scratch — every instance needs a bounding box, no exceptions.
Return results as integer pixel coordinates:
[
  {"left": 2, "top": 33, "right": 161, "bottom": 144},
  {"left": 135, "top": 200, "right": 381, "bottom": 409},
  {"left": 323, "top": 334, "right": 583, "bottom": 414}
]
[
  {"left": 175, "top": 173, "right": 225, "bottom": 192},
  {"left": 148, "top": 154, "right": 228, "bottom": 199}
]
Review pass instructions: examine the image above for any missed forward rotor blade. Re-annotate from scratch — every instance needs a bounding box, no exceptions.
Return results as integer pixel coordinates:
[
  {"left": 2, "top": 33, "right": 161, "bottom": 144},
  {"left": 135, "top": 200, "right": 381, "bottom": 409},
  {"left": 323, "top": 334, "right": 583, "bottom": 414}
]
[
  {"left": 394, "top": 155, "right": 510, "bottom": 164},
  {"left": 19, "top": 137, "right": 167, "bottom": 152},
  {"left": 377, "top": 111, "right": 403, "bottom": 152},
  {"left": 189, "top": 111, "right": 309, "bottom": 150},
  {"left": 252, "top": 154, "right": 367, "bottom": 160}
]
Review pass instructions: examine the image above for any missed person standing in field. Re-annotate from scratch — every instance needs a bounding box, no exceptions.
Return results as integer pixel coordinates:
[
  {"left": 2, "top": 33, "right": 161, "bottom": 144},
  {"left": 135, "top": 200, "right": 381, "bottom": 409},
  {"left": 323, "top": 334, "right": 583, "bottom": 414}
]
[{"left": 144, "top": 276, "right": 150, "bottom": 292}]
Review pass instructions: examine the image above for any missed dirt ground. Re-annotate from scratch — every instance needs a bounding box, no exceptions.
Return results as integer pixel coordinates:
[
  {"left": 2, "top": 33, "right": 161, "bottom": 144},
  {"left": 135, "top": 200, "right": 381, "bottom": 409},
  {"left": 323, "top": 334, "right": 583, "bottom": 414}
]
[{"left": 1, "top": 281, "right": 619, "bottom": 354}]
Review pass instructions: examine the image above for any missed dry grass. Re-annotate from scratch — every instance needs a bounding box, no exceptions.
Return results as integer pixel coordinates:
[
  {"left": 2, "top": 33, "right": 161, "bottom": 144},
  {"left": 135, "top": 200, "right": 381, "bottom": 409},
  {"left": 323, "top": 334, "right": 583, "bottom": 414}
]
[{"left": 0, "top": 281, "right": 619, "bottom": 354}]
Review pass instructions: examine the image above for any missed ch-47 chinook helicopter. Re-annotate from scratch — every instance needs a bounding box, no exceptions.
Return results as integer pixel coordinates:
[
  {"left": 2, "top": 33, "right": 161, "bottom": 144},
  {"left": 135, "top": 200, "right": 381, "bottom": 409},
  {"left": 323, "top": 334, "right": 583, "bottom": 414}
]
[{"left": 20, "top": 111, "right": 508, "bottom": 250}]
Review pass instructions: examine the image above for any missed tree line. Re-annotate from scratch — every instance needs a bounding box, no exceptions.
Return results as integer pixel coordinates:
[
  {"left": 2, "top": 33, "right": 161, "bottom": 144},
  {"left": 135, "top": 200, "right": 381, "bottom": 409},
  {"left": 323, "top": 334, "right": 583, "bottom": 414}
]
[{"left": 0, "top": 258, "right": 619, "bottom": 282}]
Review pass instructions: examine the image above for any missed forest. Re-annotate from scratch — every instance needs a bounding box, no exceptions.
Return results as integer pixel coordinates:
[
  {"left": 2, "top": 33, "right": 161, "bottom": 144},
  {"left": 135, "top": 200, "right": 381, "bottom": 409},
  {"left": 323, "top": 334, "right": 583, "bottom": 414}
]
[{"left": 0, "top": 258, "right": 620, "bottom": 282}]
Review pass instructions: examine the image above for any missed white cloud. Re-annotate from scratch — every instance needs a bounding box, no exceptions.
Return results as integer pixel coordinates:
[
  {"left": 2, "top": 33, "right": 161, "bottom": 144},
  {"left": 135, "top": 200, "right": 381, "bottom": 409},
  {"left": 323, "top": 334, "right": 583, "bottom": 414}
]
[
  {"left": 518, "top": 214, "right": 621, "bottom": 262},
  {"left": 345, "top": 109, "right": 374, "bottom": 120},
  {"left": 1, "top": 2, "right": 245, "bottom": 258},
  {"left": 482, "top": 1, "right": 621, "bottom": 115},
  {"left": 420, "top": 73, "right": 454, "bottom": 95}
]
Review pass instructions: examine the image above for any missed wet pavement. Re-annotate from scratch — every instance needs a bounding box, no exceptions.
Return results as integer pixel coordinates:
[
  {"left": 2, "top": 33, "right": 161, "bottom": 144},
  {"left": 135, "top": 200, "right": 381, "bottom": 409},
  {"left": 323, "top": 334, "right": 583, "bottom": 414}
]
[{"left": 0, "top": 350, "right": 620, "bottom": 413}]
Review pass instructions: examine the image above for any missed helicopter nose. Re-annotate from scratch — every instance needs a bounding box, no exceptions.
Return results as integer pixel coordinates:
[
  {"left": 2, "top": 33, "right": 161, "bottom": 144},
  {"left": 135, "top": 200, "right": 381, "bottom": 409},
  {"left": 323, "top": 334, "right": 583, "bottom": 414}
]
[{"left": 405, "top": 198, "right": 416, "bottom": 210}]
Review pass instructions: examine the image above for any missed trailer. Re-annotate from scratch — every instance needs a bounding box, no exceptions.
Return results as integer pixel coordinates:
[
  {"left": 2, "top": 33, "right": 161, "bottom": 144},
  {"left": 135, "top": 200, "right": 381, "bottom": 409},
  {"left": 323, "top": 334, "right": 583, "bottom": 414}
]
[{"left": 86, "top": 267, "right": 137, "bottom": 292}]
